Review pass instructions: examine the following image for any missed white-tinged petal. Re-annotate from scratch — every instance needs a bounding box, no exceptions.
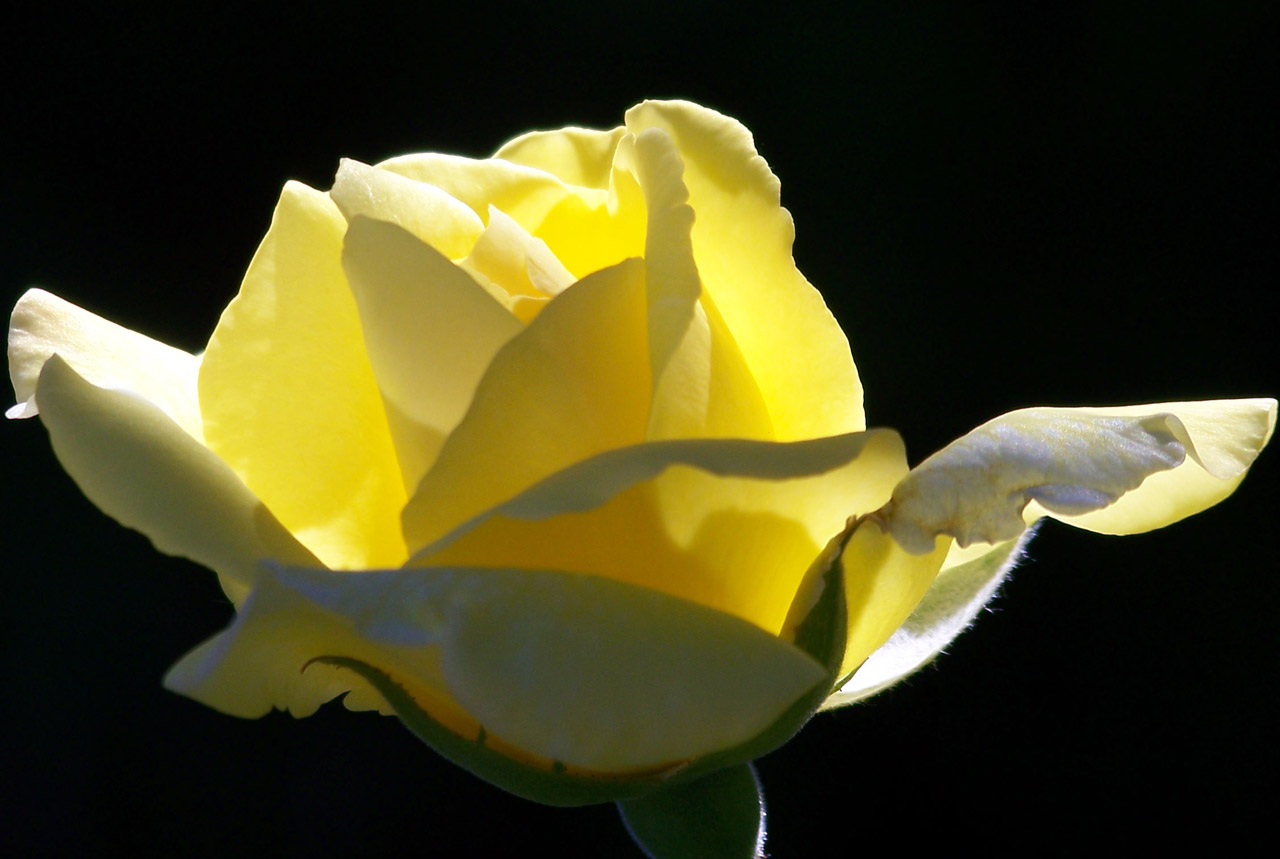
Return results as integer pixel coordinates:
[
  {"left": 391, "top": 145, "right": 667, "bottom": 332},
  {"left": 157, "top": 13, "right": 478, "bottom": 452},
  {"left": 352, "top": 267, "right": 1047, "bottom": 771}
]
[
  {"left": 8, "top": 288, "right": 202, "bottom": 440},
  {"left": 166, "top": 564, "right": 828, "bottom": 773},
  {"left": 1039, "top": 399, "right": 1277, "bottom": 535},
  {"left": 330, "top": 159, "right": 485, "bottom": 260},
  {"left": 881, "top": 400, "right": 1275, "bottom": 554},
  {"left": 823, "top": 530, "right": 1032, "bottom": 709},
  {"left": 34, "top": 355, "right": 318, "bottom": 604}
]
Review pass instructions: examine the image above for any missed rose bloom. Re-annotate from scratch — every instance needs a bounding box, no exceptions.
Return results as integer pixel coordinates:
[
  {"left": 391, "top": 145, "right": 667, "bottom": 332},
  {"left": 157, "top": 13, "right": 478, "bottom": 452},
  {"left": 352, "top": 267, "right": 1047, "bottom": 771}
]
[{"left": 8, "top": 101, "right": 1274, "bottom": 847}]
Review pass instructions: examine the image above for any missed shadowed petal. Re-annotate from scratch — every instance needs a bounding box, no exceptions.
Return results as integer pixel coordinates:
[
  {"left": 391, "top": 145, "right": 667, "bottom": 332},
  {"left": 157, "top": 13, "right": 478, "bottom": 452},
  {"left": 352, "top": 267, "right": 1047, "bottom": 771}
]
[
  {"left": 165, "top": 564, "right": 827, "bottom": 773},
  {"left": 34, "top": 356, "right": 318, "bottom": 604}
]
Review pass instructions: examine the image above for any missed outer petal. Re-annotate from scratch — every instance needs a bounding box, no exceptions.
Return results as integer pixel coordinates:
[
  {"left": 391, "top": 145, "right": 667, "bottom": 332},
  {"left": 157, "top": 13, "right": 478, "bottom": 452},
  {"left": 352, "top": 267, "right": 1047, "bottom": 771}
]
[
  {"left": 198, "top": 182, "right": 406, "bottom": 569},
  {"left": 8, "top": 288, "right": 202, "bottom": 440},
  {"left": 822, "top": 531, "right": 1031, "bottom": 709},
  {"left": 414, "top": 430, "right": 909, "bottom": 634},
  {"left": 1040, "top": 399, "right": 1277, "bottom": 534},
  {"left": 400, "top": 257, "right": 651, "bottom": 554},
  {"left": 164, "top": 564, "right": 827, "bottom": 774},
  {"left": 340, "top": 217, "right": 522, "bottom": 493},
  {"left": 881, "top": 399, "right": 1276, "bottom": 554},
  {"left": 33, "top": 356, "right": 318, "bottom": 604},
  {"left": 625, "top": 100, "right": 864, "bottom": 439}
]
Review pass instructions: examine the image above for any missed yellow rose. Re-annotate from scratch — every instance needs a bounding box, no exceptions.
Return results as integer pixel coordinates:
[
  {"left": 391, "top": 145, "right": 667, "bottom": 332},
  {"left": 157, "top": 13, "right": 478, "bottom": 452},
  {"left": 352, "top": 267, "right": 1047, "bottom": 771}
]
[{"left": 8, "top": 100, "right": 1274, "bottom": 854}]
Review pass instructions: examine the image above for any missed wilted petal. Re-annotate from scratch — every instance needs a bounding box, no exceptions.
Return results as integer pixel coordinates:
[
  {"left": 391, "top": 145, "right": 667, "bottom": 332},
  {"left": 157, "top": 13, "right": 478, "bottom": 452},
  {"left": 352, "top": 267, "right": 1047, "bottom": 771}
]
[
  {"left": 415, "top": 430, "right": 909, "bottom": 634},
  {"left": 8, "top": 288, "right": 202, "bottom": 440},
  {"left": 822, "top": 532, "right": 1031, "bottom": 709},
  {"left": 625, "top": 100, "right": 864, "bottom": 439},
  {"left": 165, "top": 564, "right": 827, "bottom": 773},
  {"left": 199, "top": 182, "right": 406, "bottom": 569},
  {"left": 880, "top": 399, "right": 1276, "bottom": 554},
  {"left": 34, "top": 356, "right": 318, "bottom": 603}
]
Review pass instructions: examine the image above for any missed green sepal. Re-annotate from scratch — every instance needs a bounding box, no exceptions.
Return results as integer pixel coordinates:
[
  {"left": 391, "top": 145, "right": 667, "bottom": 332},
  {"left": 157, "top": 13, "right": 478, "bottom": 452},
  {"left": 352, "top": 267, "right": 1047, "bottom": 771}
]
[{"left": 617, "top": 762, "right": 764, "bottom": 859}]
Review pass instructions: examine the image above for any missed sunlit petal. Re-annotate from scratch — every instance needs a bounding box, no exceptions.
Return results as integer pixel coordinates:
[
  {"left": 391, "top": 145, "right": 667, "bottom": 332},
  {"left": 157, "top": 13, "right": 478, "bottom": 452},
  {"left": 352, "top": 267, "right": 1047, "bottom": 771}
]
[
  {"left": 415, "top": 430, "right": 908, "bottom": 634},
  {"left": 823, "top": 532, "right": 1031, "bottom": 709},
  {"left": 625, "top": 100, "right": 864, "bottom": 438},
  {"left": 330, "top": 158, "right": 485, "bottom": 260},
  {"left": 199, "top": 181, "right": 406, "bottom": 569},
  {"left": 8, "top": 288, "right": 202, "bottom": 440}
]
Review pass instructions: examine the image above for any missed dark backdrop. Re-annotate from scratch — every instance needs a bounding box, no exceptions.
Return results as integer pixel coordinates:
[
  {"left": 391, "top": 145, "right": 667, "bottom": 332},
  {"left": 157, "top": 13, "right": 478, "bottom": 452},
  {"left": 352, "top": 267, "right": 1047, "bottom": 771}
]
[{"left": 3, "top": 3, "right": 1275, "bottom": 855}]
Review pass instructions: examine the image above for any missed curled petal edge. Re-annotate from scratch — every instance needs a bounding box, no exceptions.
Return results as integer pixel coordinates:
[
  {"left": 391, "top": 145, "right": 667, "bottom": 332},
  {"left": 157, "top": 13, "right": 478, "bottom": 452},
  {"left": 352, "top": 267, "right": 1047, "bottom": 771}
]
[{"left": 880, "top": 399, "right": 1276, "bottom": 555}]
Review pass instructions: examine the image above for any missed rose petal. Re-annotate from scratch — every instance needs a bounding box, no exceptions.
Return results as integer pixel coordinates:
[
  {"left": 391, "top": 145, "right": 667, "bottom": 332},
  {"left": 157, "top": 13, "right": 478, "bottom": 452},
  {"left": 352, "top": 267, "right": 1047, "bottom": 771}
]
[
  {"left": 199, "top": 181, "right": 406, "bottom": 569},
  {"left": 33, "top": 356, "right": 318, "bottom": 604},
  {"left": 341, "top": 216, "right": 522, "bottom": 492},
  {"left": 164, "top": 563, "right": 827, "bottom": 773},
  {"left": 881, "top": 399, "right": 1276, "bottom": 554},
  {"left": 458, "top": 206, "right": 576, "bottom": 309},
  {"left": 400, "top": 257, "right": 650, "bottom": 553},
  {"left": 625, "top": 100, "right": 864, "bottom": 439},
  {"left": 330, "top": 158, "right": 485, "bottom": 260},
  {"left": 822, "top": 531, "right": 1031, "bottom": 709},
  {"left": 414, "top": 429, "right": 909, "bottom": 634},
  {"left": 8, "top": 288, "right": 202, "bottom": 439},
  {"left": 495, "top": 124, "right": 627, "bottom": 190},
  {"left": 835, "top": 517, "right": 953, "bottom": 681},
  {"left": 1037, "top": 399, "right": 1277, "bottom": 535},
  {"left": 612, "top": 127, "right": 776, "bottom": 443}
]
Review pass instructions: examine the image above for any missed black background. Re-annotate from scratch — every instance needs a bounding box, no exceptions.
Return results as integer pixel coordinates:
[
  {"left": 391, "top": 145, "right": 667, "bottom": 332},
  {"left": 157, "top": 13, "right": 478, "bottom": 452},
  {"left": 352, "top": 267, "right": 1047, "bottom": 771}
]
[{"left": 3, "top": 3, "right": 1275, "bottom": 855}]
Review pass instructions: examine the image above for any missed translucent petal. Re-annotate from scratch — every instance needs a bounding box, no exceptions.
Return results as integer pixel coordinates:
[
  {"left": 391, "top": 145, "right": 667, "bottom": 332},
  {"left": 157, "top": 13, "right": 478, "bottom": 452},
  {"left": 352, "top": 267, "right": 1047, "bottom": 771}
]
[
  {"left": 34, "top": 356, "right": 318, "bottom": 604},
  {"left": 329, "top": 159, "right": 484, "bottom": 260},
  {"left": 400, "top": 258, "right": 651, "bottom": 554},
  {"left": 8, "top": 288, "right": 202, "bottom": 440},
  {"left": 822, "top": 531, "right": 1031, "bottom": 709},
  {"left": 613, "top": 127, "right": 775, "bottom": 443},
  {"left": 882, "top": 399, "right": 1276, "bottom": 553},
  {"left": 341, "top": 217, "right": 522, "bottom": 493},
  {"left": 1038, "top": 399, "right": 1277, "bottom": 535},
  {"left": 458, "top": 206, "right": 576, "bottom": 305},
  {"left": 376, "top": 152, "right": 583, "bottom": 238},
  {"left": 165, "top": 564, "right": 827, "bottom": 773},
  {"left": 836, "top": 518, "right": 952, "bottom": 681},
  {"left": 414, "top": 430, "right": 909, "bottom": 634},
  {"left": 625, "top": 100, "right": 864, "bottom": 439},
  {"left": 495, "top": 125, "right": 627, "bottom": 190},
  {"left": 199, "top": 182, "right": 406, "bottom": 569}
]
